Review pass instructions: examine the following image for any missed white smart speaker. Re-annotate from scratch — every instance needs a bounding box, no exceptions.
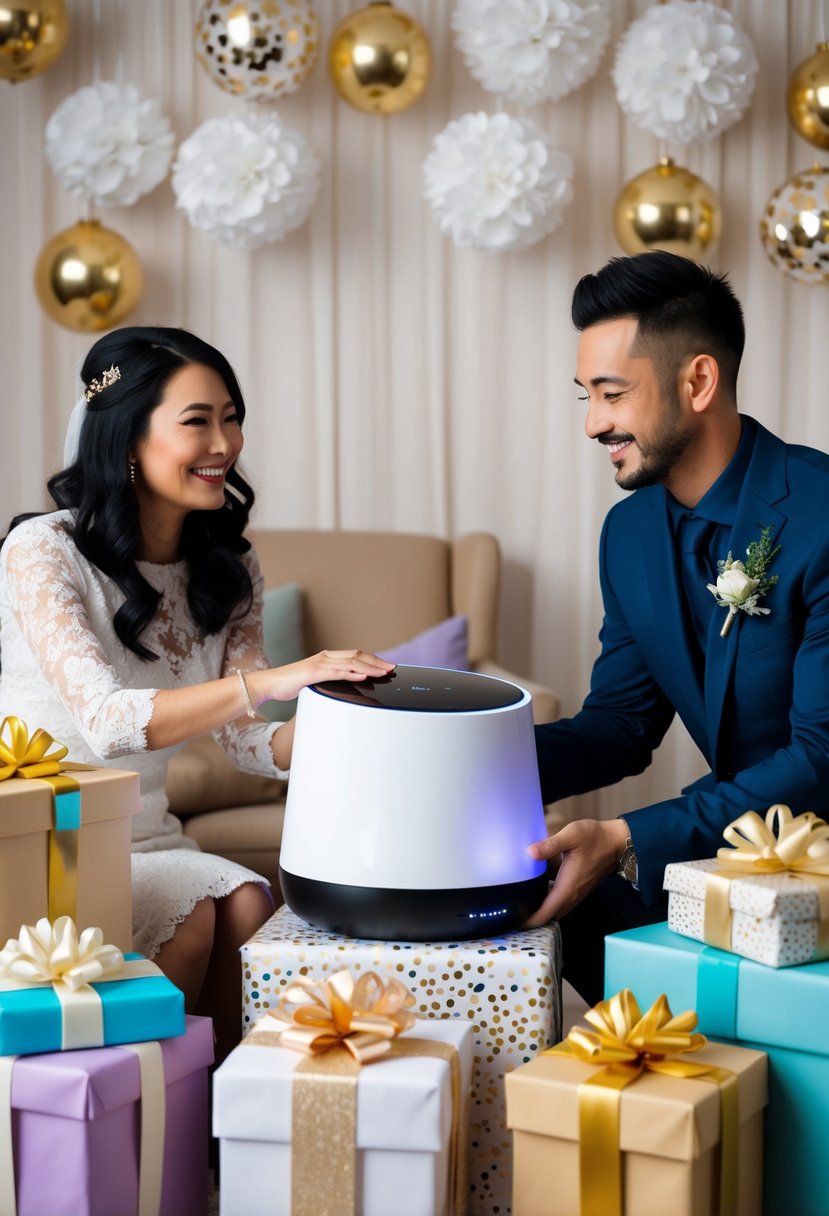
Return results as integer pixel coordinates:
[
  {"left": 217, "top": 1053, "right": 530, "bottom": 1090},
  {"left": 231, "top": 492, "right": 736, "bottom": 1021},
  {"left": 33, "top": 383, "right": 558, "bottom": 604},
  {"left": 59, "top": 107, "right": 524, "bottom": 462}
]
[{"left": 278, "top": 664, "right": 550, "bottom": 941}]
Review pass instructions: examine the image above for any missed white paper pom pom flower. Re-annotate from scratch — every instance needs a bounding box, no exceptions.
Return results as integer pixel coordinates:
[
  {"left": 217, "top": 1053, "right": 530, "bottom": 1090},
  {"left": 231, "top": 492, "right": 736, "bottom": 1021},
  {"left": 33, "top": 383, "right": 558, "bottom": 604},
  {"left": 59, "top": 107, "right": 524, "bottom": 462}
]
[
  {"left": 423, "top": 111, "right": 573, "bottom": 252},
  {"left": 45, "top": 81, "right": 175, "bottom": 208},
  {"left": 613, "top": 0, "right": 758, "bottom": 145},
  {"left": 453, "top": 0, "right": 610, "bottom": 105},
  {"left": 172, "top": 112, "right": 320, "bottom": 251}
]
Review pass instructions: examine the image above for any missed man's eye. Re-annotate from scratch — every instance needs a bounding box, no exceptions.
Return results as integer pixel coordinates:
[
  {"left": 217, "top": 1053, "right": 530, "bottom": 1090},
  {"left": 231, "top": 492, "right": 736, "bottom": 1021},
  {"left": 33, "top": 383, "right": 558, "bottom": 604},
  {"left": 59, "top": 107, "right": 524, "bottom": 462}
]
[
  {"left": 577, "top": 394, "right": 588, "bottom": 403},
  {"left": 604, "top": 392, "right": 622, "bottom": 402}
]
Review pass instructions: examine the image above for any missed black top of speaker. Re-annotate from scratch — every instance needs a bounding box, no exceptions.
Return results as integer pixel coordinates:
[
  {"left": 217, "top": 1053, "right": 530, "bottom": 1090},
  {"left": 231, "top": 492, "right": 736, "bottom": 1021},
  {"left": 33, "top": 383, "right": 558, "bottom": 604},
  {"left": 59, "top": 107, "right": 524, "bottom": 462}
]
[{"left": 311, "top": 664, "right": 525, "bottom": 712}]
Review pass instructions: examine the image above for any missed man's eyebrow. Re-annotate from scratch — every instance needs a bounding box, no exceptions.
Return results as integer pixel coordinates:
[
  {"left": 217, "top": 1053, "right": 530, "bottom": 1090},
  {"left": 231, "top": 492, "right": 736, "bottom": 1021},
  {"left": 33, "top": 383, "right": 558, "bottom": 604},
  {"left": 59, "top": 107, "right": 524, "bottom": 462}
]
[{"left": 573, "top": 375, "right": 631, "bottom": 388}]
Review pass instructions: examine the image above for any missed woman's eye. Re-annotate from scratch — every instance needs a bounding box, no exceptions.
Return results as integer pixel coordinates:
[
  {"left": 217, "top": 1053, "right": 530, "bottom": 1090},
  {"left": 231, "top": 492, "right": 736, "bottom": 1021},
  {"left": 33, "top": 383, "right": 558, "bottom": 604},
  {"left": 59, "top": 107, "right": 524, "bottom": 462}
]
[{"left": 183, "top": 416, "right": 208, "bottom": 426}]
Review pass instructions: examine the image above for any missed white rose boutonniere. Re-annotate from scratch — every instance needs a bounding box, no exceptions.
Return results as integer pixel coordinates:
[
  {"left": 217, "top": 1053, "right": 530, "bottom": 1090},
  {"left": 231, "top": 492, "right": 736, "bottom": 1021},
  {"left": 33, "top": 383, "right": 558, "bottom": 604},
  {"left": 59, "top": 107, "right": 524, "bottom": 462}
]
[{"left": 707, "top": 525, "right": 781, "bottom": 638}]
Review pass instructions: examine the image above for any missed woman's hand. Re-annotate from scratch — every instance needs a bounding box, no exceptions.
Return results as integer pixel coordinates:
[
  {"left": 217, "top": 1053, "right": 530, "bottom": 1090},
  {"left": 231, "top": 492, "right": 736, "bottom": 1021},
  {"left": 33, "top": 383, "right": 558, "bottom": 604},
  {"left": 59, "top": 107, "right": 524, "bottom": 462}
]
[{"left": 250, "top": 650, "right": 395, "bottom": 707}]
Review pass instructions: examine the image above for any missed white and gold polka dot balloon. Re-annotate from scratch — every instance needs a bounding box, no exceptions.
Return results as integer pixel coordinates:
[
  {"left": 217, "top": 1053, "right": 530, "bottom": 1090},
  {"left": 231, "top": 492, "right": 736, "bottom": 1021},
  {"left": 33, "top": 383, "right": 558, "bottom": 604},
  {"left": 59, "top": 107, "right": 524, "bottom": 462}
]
[
  {"left": 760, "top": 164, "right": 829, "bottom": 285},
  {"left": 195, "top": 0, "right": 319, "bottom": 101}
]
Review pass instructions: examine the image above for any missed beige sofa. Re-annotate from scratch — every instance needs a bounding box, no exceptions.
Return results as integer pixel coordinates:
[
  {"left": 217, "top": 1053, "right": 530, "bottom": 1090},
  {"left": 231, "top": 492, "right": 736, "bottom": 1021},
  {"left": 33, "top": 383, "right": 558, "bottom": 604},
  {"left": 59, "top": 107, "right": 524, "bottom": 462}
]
[{"left": 166, "top": 529, "right": 559, "bottom": 894}]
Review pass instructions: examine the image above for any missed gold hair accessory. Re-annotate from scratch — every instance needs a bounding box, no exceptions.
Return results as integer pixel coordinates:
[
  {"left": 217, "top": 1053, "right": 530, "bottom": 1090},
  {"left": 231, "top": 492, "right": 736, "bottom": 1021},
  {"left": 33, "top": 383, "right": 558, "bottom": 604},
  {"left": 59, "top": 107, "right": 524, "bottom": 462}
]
[{"left": 84, "top": 364, "right": 121, "bottom": 402}]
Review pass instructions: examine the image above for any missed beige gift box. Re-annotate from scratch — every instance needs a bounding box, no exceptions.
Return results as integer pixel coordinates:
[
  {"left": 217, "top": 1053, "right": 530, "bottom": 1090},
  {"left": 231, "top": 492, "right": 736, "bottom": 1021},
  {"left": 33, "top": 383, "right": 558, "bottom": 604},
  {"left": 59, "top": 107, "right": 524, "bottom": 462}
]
[
  {"left": 505, "top": 1041, "right": 767, "bottom": 1216},
  {"left": 0, "top": 766, "right": 140, "bottom": 951}
]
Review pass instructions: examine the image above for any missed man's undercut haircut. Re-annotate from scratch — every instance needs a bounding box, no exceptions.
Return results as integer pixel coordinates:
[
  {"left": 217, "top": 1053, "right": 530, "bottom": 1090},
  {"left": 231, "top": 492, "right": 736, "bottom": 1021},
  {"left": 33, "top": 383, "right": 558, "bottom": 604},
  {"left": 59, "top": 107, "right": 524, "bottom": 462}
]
[{"left": 571, "top": 251, "right": 745, "bottom": 399}]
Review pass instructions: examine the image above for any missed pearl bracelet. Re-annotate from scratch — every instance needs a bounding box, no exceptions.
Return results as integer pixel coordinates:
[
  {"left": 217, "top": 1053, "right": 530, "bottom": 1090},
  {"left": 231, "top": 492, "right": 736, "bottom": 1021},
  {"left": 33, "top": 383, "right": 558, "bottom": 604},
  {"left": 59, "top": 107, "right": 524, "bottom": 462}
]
[{"left": 232, "top": 667, "right": 257, "bottom": 719}]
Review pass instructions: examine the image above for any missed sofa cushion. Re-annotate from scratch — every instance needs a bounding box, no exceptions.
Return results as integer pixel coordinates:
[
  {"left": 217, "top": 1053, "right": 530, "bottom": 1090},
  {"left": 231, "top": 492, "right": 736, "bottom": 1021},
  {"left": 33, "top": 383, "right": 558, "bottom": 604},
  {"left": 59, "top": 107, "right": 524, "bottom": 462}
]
[
  {"left": 166, "top": 732, "right": 285, "bottom": 817},
  {"left": 260, "top": 581, "right": 305, "bottom": 722},
  {"left": 378, "top": 614, "right": 470, "bottom": 670}
]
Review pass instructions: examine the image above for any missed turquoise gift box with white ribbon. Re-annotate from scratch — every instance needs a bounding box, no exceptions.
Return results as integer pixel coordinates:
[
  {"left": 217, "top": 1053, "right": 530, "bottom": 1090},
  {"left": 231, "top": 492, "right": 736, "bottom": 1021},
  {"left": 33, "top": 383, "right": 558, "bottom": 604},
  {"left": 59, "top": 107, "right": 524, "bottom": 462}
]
[
  {"left": 604, "top": 921, "right": 829, "bottom": 1216},
  {"left": 0, "top": 918, "right": 184, "bottom": 1056}
]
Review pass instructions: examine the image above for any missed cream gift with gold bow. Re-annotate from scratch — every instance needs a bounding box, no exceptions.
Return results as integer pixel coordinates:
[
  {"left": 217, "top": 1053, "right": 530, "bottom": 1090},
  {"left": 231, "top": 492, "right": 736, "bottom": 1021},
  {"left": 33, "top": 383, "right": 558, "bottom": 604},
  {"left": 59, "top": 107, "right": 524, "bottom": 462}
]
[
  {"left": 0, "top": 717, "right": 140, "bottom": 952},
  {"left": 214, "top": 968, "right": 474, "bottom": 1216},
  {"left": 664, "top": 804, "right": 829, "bottom": 967}
]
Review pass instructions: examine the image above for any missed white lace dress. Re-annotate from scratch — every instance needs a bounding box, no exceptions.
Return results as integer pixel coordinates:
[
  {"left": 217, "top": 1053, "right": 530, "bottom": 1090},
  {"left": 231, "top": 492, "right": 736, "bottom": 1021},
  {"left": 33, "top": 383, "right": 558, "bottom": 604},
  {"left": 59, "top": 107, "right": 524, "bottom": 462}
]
[{"left": 0, "top": 510, "right": 287, "bottom": 957}]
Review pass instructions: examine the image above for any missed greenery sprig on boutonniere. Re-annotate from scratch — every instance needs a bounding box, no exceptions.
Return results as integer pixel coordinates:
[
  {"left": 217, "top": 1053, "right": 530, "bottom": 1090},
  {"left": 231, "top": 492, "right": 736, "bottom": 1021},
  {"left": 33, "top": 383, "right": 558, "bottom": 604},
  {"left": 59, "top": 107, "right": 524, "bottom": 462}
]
[{"left": 707, "top": 525, "right": 781, "bottom": 639}]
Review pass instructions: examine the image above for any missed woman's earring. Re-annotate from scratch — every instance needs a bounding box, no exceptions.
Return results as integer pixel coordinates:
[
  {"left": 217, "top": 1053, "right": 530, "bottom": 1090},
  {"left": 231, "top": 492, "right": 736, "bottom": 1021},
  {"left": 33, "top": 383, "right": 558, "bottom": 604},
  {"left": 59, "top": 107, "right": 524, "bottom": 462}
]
[{"left": 129, "top": 461, "right": 136, "bottom": 485}]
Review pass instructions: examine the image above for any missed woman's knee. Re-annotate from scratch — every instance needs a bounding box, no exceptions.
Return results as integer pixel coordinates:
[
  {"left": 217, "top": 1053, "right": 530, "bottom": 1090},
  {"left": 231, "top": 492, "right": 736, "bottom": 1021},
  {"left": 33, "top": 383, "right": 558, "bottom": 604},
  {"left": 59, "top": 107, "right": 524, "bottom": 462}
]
[
  {"left": 176, "top": 895, "right": 217, "bottom": 959},
  {"left": 219, "top": 882, "right": 273, "bottom": 940}
]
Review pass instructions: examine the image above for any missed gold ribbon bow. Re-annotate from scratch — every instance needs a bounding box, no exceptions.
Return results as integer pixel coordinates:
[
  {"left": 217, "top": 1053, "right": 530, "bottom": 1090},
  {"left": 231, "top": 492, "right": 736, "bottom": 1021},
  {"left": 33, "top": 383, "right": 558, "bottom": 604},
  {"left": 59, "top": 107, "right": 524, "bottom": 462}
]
[
  {"left": 0, "top": 716, "right": 69, "bottom": 782},
  {"left": 0, "top": 915, "right": 125, "bottom": 991},
  {"left": 247, "top": 970, "right": 467, "bottom": 1216},
  {"left": 547, "top": 989, "right": 738, "bottom": 1216},
  {"left": 705, "top": 804, "right": 829, "bottom": 957}
]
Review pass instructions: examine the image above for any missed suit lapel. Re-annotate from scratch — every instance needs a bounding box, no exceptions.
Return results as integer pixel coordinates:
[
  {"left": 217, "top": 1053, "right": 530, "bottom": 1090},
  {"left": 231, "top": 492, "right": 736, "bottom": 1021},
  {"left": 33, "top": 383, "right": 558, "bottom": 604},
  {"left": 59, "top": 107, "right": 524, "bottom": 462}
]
[{"left": 704, "top": 423, "right": 789, "bottom": 766}]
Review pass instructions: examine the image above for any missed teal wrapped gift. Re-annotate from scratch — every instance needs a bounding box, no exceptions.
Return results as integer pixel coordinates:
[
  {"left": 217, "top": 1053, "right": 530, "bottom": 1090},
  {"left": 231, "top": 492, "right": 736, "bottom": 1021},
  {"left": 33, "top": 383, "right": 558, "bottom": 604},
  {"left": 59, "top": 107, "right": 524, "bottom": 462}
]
[
  {"left": 605, "top": 922, "right": 829, "bottom": 1216},
  {"left": 0, "top": 917, "right": 184, "bottom": 1056}
]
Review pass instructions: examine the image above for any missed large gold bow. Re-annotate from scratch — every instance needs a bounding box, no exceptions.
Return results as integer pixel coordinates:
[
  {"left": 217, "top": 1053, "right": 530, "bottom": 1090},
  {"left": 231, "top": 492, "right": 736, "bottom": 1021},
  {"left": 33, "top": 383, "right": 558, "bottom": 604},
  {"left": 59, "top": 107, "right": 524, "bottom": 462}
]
[
  {"left": 267, "top": 968, "right": 417, "bottom": 1063},
  {"left": 705, "top": 804, "right": 829, "bottom": 957},
  {"left": 0, "top": 915, "right": 125, "bottom": 991},
  {"left": 0, "top": 716, "right": 68, "bottom": 782},
  {"left": 548, "top": 990, "right": 738, "bottom": 1216}
]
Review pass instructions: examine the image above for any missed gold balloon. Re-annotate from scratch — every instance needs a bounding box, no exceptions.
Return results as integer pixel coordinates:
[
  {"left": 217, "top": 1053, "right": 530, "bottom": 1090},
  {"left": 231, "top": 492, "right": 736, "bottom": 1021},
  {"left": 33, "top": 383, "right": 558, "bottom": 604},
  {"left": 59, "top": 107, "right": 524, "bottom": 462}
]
[
  {"left": 329, "top": 1, "right": 431, "bottom": 116},
  {"left": 34, "top": 220, "right": 143, "bottom": 333},
  {"left": 613, "top": 158, "right": 721, "bottom": 262},
  {"left": 0, "top": 0, "right": 68, "bottom": 82},
  {"left": 787, "top": 42, "right": 829, "bottom": 150},
  {"left": 195, "top": 0, "right": 319, "bottom": 101},
  {"left": 759, "top": 164, "right": 829, "bottom": 285}
]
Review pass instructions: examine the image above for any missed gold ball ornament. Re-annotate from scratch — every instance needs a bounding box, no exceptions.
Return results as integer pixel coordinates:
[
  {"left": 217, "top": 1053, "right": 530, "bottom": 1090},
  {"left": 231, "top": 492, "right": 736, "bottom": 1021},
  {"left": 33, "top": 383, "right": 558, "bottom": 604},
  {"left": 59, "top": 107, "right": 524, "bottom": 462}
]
[
  {"left": 759, "top": 165, "right": 829, "bottom": 285},
  {"left": 329, "top": 1, "right": 431, "bottom": 116},
  {"left": 195, "top": 0, "right": 319, "bottom": 101},
  {"left": 34, "top": 220, "right": 143, "bottom": 333},
  {"left": 613, "top": 158, "right": 721, "bottom": 262},
  {"left": 787, "top": 42, "right": 829, "bottom": 150},
  {"left": 0, "top": 0, "right": 68, "bottom": 83}
]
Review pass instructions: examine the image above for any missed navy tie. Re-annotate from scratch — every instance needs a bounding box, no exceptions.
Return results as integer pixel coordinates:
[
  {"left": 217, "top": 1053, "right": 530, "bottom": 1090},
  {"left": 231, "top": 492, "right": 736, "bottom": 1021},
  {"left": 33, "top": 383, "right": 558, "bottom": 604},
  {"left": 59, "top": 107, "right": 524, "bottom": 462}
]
[{"left": 678, "top": 513, "right": 718, "bottom": 655}]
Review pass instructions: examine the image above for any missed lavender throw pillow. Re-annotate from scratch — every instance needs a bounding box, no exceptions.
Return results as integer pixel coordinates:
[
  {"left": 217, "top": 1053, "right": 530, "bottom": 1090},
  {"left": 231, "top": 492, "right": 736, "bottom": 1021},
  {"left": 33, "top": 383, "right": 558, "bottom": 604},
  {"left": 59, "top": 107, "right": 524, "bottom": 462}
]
[{"left": 378, "top": 614, "right": 470, "bottom": 671}]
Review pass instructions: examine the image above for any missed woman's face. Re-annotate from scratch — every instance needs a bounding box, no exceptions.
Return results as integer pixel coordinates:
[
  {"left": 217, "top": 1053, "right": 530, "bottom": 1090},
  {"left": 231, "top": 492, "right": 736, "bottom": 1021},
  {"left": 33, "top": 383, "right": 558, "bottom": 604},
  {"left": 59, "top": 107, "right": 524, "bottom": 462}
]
[{"left": 132, "top": 362, "right": 244, "bottom": 526}]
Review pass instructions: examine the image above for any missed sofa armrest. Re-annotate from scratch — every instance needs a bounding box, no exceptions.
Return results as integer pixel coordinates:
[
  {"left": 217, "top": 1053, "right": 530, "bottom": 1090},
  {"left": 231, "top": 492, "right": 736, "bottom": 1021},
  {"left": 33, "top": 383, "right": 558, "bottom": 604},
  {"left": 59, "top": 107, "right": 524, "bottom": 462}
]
[{"left": 472, "top": 659, "right": 560, "bottom": 724}]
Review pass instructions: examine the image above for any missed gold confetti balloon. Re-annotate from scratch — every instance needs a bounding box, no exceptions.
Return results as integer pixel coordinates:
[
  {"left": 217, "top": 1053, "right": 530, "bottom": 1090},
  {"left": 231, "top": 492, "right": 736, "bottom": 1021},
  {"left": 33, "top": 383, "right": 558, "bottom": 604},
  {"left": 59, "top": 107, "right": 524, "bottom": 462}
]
[
  {"left": 613, "top": 157, "right": 721, "bottom": 262},
  {"left": 195, "top": 0, "right": 319, "bottom": 101},
  {"left": 34, "top": 220, "right": 143, "bottom": 332},
  {"left": 787, "top": 42, "right": 829, "bottom": 150},
  {"left": 759, "top": 164, "right": 829, "bottom": 285},
  {"left": 0, "top": 0, "right": 68, "bottom": 83},
  {"left": 329, "top": 1, "right": 431, "bottom": 116}
]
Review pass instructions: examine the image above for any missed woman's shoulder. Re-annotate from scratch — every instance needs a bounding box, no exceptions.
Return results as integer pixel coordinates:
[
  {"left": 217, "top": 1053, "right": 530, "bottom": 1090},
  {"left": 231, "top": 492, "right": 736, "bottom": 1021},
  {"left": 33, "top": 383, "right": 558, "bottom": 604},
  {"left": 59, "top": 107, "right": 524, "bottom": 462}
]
[{"left": 2, "top": 510, "right": 82, "bottom": 576}]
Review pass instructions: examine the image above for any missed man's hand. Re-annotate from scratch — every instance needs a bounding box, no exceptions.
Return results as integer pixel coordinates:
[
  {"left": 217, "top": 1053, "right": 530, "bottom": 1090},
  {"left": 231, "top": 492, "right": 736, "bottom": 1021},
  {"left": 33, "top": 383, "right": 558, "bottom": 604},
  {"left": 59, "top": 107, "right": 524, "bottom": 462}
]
[{"left": 523, "top": 818, "right": 630, "bottom": 927}]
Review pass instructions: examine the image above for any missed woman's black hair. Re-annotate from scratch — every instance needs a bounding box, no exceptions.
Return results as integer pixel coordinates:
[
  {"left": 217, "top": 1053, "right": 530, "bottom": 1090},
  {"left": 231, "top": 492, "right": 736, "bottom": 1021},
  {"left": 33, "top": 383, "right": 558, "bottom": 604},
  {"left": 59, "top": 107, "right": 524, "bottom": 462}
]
[{"left": 5, "top": 326, "right": 255, "bottom": 660}]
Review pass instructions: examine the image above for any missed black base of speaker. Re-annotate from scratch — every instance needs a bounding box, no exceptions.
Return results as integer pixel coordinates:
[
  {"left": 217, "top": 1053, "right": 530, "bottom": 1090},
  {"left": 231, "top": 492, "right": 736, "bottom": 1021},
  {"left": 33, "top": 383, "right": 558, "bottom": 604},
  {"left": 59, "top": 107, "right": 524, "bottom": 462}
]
[{"left": 278, "top": 868, "right": 551, "bottom": 942}]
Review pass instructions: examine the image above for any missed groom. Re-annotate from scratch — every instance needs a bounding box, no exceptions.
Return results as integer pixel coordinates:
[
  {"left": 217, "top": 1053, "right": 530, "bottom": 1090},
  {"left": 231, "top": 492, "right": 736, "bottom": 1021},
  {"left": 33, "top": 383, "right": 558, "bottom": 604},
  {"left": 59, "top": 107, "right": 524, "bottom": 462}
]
[{"left": 527, "top": 251, "right": 829, "bottom": 1003}]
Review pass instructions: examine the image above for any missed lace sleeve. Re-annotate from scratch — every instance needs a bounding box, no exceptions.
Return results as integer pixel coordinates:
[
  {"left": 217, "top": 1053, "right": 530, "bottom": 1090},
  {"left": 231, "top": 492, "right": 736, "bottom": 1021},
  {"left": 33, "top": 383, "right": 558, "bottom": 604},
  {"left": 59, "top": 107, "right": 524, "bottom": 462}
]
[
  {"left": 214, "top": 545, "right": 290, "bottom": 779},
  {"left": 2, "top": 521, "right": 158, "bottom": 759}
]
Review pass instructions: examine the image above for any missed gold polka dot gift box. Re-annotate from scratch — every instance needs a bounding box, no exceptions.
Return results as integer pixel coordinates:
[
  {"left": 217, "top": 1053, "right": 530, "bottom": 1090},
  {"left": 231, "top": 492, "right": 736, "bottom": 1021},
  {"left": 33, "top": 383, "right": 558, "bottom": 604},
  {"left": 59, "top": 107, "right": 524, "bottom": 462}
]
[
  {"left": 240, "top": 905, "right": 562, "bottom": 1216},
  {"left": 663, "top": 805, "right": 829, "bottom": 967}
]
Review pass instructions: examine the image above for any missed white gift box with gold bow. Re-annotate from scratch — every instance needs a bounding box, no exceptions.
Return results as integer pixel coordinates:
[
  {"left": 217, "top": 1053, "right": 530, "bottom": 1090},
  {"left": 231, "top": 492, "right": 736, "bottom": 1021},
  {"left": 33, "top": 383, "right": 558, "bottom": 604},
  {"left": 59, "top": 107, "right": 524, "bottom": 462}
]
[
  {"left": 213, "top": 980, "right": 473, "bottom": 1216},
  {"left": 664, "top": 806, "right": 829, "bottom": 968}
]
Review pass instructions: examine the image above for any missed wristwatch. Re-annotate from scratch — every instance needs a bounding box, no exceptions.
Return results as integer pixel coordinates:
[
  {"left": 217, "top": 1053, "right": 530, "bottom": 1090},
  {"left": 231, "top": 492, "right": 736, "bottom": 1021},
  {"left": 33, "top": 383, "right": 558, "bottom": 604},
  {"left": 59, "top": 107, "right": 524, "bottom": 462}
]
[{"left": 616, "top": 820, "right": 638, "bottom": 883}]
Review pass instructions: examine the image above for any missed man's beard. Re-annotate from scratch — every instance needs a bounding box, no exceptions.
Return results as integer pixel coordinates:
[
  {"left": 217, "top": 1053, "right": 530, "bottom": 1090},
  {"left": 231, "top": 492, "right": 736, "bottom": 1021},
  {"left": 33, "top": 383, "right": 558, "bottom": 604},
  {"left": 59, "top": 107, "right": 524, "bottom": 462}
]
[{"left": 612, "top": 395, "right": 691, "bottom": 492}]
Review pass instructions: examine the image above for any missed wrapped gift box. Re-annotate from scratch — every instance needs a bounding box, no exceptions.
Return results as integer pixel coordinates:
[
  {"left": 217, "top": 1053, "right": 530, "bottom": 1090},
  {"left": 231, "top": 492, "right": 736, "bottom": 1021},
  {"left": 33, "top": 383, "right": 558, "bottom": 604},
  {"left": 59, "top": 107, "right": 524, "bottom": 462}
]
[
  {"left": 214, "top": 1015, "right": 473, "bottom": 1216},
  {"left": 1, "top": 1014, "right": 213, "bottom": 1216},
  {"left": 605, "top": 921, "right": 829, "bottom": 1216},
  {"left": 0, "top": 766, "right": 140, "bottom": 952},
  {"left": 505, "top": 1039, "right": 766, "bottom": 1216},
  {"left": 0, "top": 951, "right": 184, "bottom": 1055},
  {"left": 664, "top": 857, "right": 824, "bottom": 966},
  {"left": 241, "top": 906, "right": 561, "bottom": 1216}
]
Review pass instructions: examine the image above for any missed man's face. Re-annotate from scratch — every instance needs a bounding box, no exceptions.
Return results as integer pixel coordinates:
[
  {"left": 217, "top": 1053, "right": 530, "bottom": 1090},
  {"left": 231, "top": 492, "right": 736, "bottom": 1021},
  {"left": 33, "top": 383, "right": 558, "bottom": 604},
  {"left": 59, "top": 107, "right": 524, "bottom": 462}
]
[{"left": 575, "top": 317, "right": 691, "bottom": 492}]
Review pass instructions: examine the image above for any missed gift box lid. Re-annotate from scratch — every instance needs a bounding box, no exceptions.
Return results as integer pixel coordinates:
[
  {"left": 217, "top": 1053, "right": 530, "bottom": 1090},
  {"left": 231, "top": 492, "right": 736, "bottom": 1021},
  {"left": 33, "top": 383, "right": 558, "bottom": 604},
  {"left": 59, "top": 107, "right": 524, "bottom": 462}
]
[
  {"left": 213, "top": 1016, "right": 472, "bottom": 1153},
  {"left": 605, "top": 922, "right": 829, "bottom": 1057},
  {"left": 8, "top": 1015, "right": 213, "bottom": 1120},
  {"left": 664, "top": 858, "right": 820, "bottom": 922},
  {"left": 0, "top": 767, "right": 141, "bottom": 838},
  {"left": 505, "top": 1040, "right": 767, "bottom": 1161}
]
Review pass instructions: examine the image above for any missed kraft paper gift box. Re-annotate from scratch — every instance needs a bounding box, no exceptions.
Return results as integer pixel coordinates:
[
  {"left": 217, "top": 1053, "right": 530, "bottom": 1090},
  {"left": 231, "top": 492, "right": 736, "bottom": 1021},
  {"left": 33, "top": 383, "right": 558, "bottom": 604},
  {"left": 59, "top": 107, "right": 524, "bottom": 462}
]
[
  {"left": 0, "top": 761, "right": 140, "bottom": 953},
  {"left": 605, "top": 922, "right": 829, "bottom": 1216},
  {"left": 505, "top": 1033, "right": 767, "bottom": 1216},
  {"left": 0, "top": 1014, "right": 213, "bottom": 1216},
  {"left": 214, "top": 1013, "right": 473, "bottom": 1216},
  {"left": 241, "top": 906, "right": 562, "bottom": 1216},
  {"left": 664, "top": 857, "right": 827, "bottom": 967}
]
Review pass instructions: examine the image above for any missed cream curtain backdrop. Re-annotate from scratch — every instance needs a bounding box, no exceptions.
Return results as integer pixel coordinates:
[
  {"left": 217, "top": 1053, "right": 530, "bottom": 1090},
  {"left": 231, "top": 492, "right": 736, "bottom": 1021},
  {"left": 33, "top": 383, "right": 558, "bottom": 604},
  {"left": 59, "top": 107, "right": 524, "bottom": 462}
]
[{"left": 2, "top": 0, "right": 828, "bottom": 826}]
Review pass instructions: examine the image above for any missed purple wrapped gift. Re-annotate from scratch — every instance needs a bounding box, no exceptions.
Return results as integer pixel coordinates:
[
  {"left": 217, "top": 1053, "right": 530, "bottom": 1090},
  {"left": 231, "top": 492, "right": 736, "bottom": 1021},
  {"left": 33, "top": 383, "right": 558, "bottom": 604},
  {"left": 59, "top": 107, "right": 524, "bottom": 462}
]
[{"left": 2, "top": 1014, "right": 213, "bottom": 1216}]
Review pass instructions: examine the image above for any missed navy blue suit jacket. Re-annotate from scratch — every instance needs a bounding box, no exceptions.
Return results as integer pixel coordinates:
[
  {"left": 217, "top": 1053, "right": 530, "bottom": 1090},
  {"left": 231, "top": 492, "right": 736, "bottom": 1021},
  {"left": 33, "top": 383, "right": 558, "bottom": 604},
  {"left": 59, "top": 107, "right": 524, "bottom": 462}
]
[{"left": 535, "top": 417, "right": 829, "bottom": 905}]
